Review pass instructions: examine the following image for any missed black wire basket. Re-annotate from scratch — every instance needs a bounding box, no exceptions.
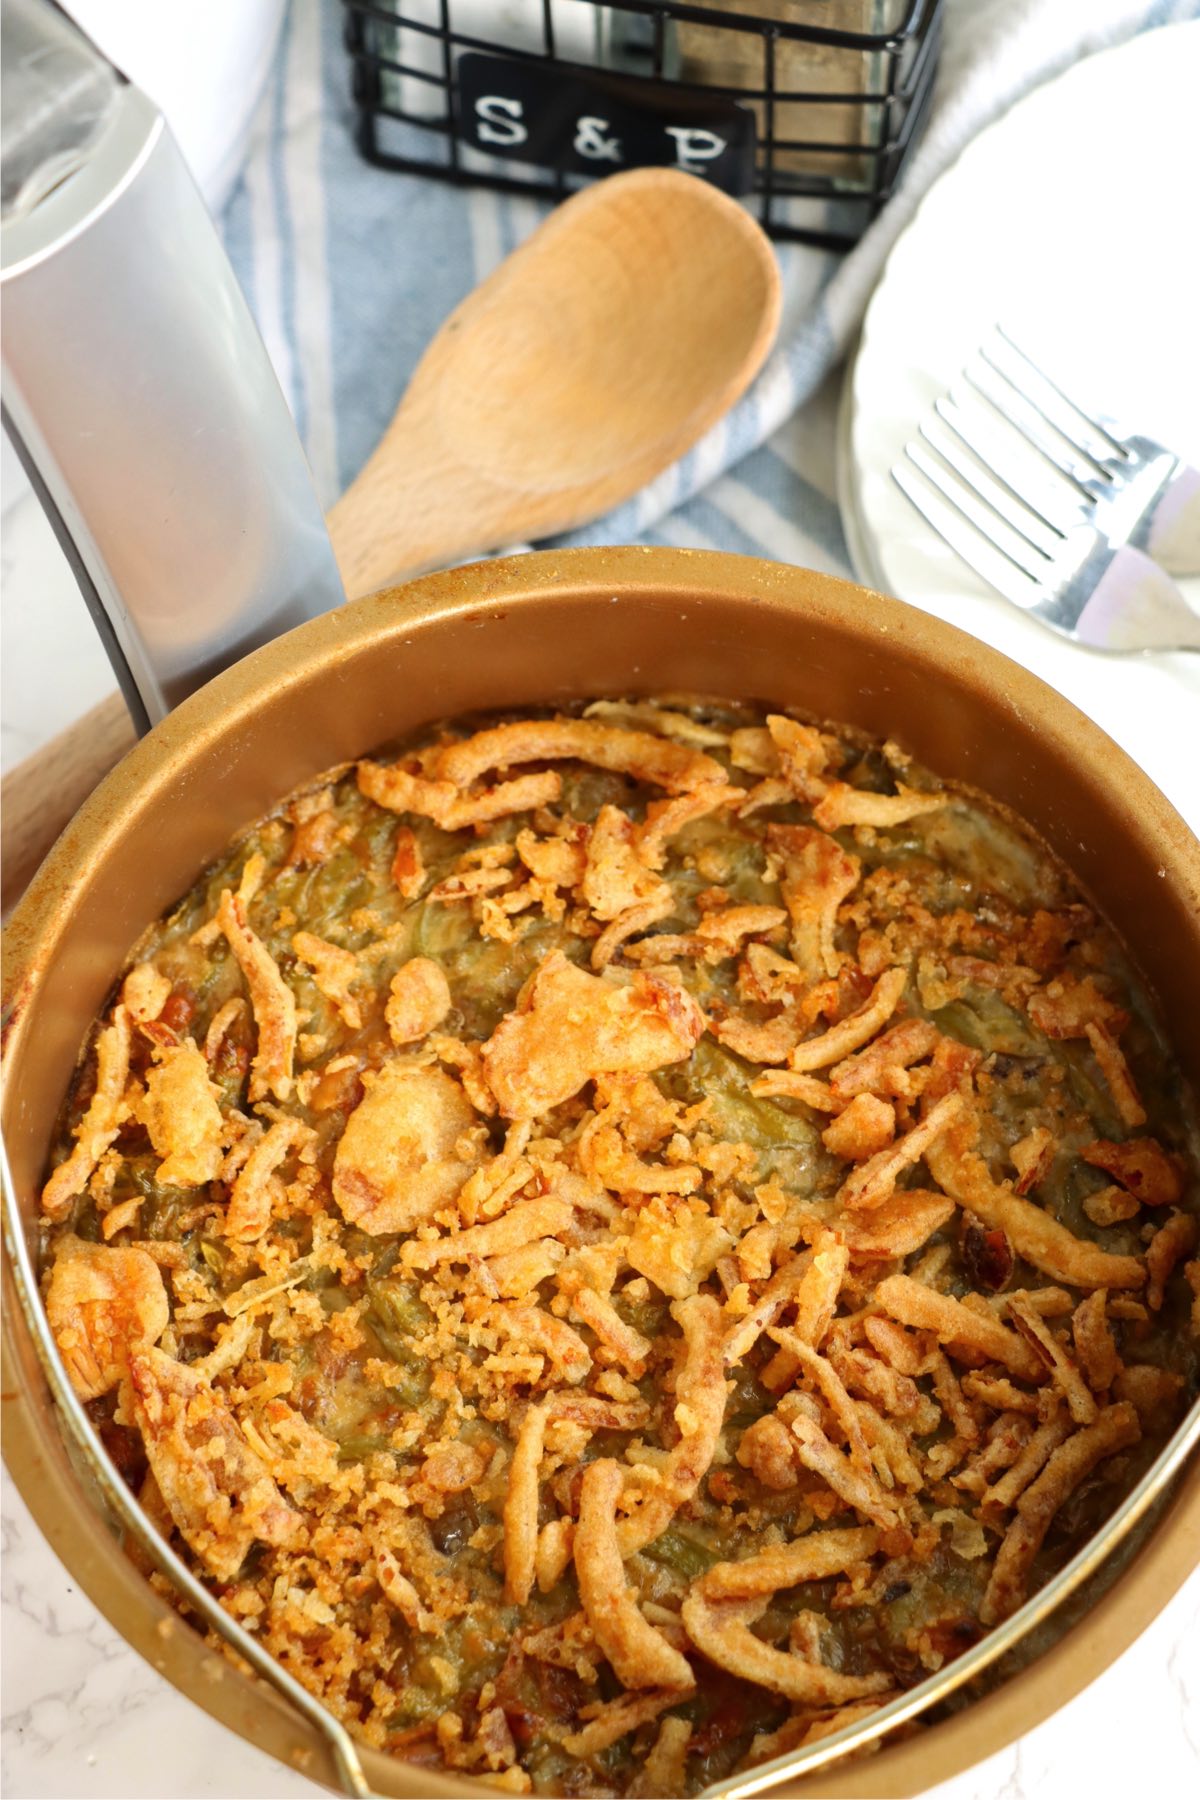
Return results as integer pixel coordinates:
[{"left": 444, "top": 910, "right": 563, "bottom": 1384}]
[{"left": 341, "top": 1, "right": 943, "bottom": 249}]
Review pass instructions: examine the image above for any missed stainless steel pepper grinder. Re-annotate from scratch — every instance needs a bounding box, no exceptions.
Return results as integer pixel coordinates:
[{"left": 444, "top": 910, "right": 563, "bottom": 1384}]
[{"left": 0, "top": 0, "right": 344, "bottom": 735}]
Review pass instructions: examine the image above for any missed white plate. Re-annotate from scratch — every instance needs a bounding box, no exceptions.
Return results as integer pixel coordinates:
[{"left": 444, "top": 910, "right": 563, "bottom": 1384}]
[{"left": 841, "top": 22, "right": 1200, "bottom": 833}]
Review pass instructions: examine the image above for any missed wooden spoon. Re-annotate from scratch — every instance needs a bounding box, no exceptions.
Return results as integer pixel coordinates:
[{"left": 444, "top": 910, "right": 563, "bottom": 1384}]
[
  {"left": 2, "top": 168, "right": 780, "bottom": 910},
  {"left": 327, "top": 166, "right": 781, "bottom": 597}
]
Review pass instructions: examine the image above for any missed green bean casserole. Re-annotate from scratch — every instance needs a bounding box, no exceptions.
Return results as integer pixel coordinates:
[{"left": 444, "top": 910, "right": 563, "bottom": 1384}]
[{"left": 39, "top": 699, "right": 1200, "bottom": 1795}]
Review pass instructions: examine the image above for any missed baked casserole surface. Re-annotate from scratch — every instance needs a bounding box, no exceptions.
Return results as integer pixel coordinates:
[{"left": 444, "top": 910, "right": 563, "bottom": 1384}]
[{"left": 39, "top": 700, "right": 1200, "bottom": 1794}]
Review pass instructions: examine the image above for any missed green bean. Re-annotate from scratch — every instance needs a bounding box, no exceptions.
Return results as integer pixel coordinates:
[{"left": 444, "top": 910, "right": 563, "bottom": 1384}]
[
  {"left": 643, "top": 1528, "right": 720, "bottom": 1580},
  {"left": 931, "top": 993, "right": 1041, "bottom": 1056},
  {"left": 366, "top": 1277, "right": 433, "bottom": 1371},
  {"left": 336, "top": 1432, "right": 395, "bottom": 1462}
]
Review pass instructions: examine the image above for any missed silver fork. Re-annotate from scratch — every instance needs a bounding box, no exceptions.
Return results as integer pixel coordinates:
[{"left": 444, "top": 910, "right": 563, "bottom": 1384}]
[
  {"left": 892, "top": 330, "right": 1200, "bottom": 653},
  {"left": 964, "top": 329, "right": 1200, "bottom": 576}
]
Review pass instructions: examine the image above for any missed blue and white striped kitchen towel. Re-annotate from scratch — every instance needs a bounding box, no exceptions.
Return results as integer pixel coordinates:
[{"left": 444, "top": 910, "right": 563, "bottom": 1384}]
[{"left": 223, "top": 0, "right": 1200, "bottom": 577}]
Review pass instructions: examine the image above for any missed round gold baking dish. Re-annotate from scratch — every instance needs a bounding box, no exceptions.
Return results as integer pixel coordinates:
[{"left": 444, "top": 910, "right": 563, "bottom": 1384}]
[{"left": 3, "top": 548, "right": 1199, "bottom": 1798}]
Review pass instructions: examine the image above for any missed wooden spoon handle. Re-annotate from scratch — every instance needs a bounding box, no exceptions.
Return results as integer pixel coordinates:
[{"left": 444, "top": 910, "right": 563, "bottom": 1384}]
[
  {"left": 1, "top": 690, "right": 136, "bottom": 916},
  {"left": 325, "top": 400, "right": 512, "bottom": 601},
  {"left": 325, "top": 436, "right": 463, "bottom": 601}
]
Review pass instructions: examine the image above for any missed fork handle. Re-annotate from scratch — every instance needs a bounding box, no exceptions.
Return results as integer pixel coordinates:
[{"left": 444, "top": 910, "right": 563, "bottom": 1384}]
[
  {"left": 1076, "top": 545, "right": 1200, "bottom": 654},
  {"left": 1148, "top": 465, "right": 1200, "bottom": 579}
]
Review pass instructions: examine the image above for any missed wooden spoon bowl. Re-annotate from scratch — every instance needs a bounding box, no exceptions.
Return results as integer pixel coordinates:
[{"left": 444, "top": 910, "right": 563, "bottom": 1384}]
[{"left": 326, "top": 168, "right": 781, "bottom": 597}]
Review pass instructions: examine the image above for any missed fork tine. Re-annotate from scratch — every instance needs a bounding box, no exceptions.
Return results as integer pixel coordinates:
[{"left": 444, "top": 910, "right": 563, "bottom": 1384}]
[
  {"left": 891, "top": 455, "right": 1043, "bottom": 611},
  {"left": 968, "top": 354, "right": 1107, "bottom": 495},
  {"left": 920, "top": 412, "right": 1064, "bottom": 555},
  {"left": 901, "top": 438, "right": 1050, "bottom": 579},
  {"left": 993, "top": 327, "right": 1126, "bottom": 455},
  {"left": 934, "top": 392, "right": 1084, "bottom": 536}
]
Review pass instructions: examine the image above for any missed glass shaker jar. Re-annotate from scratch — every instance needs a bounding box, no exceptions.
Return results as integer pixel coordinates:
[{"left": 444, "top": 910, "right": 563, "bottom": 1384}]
[{"left": 676, "top": 1, "right": 919, "bottom": 189}]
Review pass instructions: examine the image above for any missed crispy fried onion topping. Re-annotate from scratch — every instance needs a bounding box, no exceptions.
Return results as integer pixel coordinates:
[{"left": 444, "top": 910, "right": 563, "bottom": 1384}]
[
  {"left": 390, "top": 824, "right": 426, "bottom": 898},
  {"left": 789, "top": 968, "right": 908, "bottom": 1073},
  {"left": 873, "top": 1274, "right": 1045, "bottom": 1382},
  {"left": 682, "top": 1526, "right": 892, "bottom": 1703},
  {"left": 813, "top": 782, "right": 947, "bottom": 832},
  {"left": 128, "top": 1346, "right": 303, "bottom": 1580},
  {"left": 724, "top": 1247, "right": 822, "bottom": 1366},
  {"left": 821, "top": 1093, "right": 895, "bottom": 1161},
  {"left": 626, "top": 904, "right": 788, "bottom": 972},
  {"left": 215, "top": 889, "right": 297, "bottom": 1103},
  {"left": 626, "top": 1199, "right": 731, "bottom": 1300},
  {"left": 123, "top": 963, "right": 171, "bottom": 1024},
  {"left": 138, "top": 1042, "right": 226, "bottom": 1187},
  {"left": 376, "top": 1548, "right": 437, "bottom": 1633},
  {"left": 571, "top": 1288, "right": 652, "bottom": 1376},
  {"left": 746, "top": 1698, "right": 896, "bottom": 1768},
  {"left": 482, "top": 951, "right": 704, "bottom": 1118},
  {"left": 557, "top": 1689, "right": 689, "bottom": 1759},
  {"left": 840, "top": 1189, "right": 956, "bottom": 1262},
  {"left": 1072, "top": 1291, "right": 1121, "bottom": 1394},
  {"left": 1080, "top": 1138, "right": 1184, "bottom": 1209},
  {"left": 978, "top": 1416, "right": 1071, "bottom": 1520},
  {"left": 830, "top": 1019, "right": 941, "bottom": 1102},
  {"left": 630, "top": 1715, "right": 693, "bottom": 1796},
  {"left": 292, "top": 931, "right": 363, "bottom": 1030},
  {"left": 581, "top": 699, "right": 730, "bottom": 748},
  {"left": 333, "top": 1062, "right": 482, "bottom": 1234},
  {"left": 635, "top": 784, "right": 743, "bottom": 870},
  {"left": 1026, "top": 977, "right": 1144, "bottom": 1127},
  {"left": 489, "top": 1305, "right": 590, "bottom": 1382},
  {"left": 503, "top": 1401, "right": 548, "bottom": 1605},
  {"left": 767, "top": 824, "right": 860, "bottom": 980},
  {"left": 1007, "top": 1295, "right": 1096, "bottom": 1424},
  {"left": 590, "top": 892, "right": 676, "bottom": 972},
  {"left": 225, "top": 1115, "right": 314, "bottom": 1243},
  {"left": 980, "top": 1403, "right": 1141, "bottom": 1623},
  {"left": 42, "top": 1007, "right": 133, "bottom": 1220},
  {"left": 437, "top": 717, "right": 726, "bottom": 795},
  {"left": 834, "top": 1092, "right": 963, "bottom": 1213},
  {"left": 582, "top": 804, "right": 672, "bottom": 922},
  {"left": 925, "top": 1110, "right": 1145, "bottom": 1291},
  {"left": 405, "top": 1198, "right": 575, "bottom": 1270},
  {"left": 1082, "top": 1024, "right": 1146, "bottom": 1129},
  {"left": 699, "top": 1524, "right": 880, "bottom": 1602},
  {"left": 386, "top": 956, "right": 452, "bottom": 1045},
  {"left": 755, "top": 1237, "right": 849, "bottom": 1391},
  {"left": 580, "top": 1122, "right": 701, "bottom": 1200},
  {"left": 1146, "top": 1212, "right": 1199, "bottom": 1314},
  {"left": 787, "top": 1411, "right": 904, "bottom": 1530},
  {"left": 358, "top": 759, "right": 561, "bottom": 831},
  {"left": 46, "top": 1237, "right": 169, "bottom": 1400},
  {"left": 764, "top": 716, "right": 838, "bottom": 803},
  {"left": 618, "top": 1294, "right": 728, "bottom": 1555},
  {"left": 1027, "top": 974, "right": 1126, "bottom": 1040},
  {"left": 575, "top": 1458, "right": 695, "bottom": 1690}
]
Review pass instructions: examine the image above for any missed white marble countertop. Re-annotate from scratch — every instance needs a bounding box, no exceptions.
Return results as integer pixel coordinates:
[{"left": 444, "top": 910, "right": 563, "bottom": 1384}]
[{"left": 3, "top": 421, "right": 1199, "bottom": 1800}]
